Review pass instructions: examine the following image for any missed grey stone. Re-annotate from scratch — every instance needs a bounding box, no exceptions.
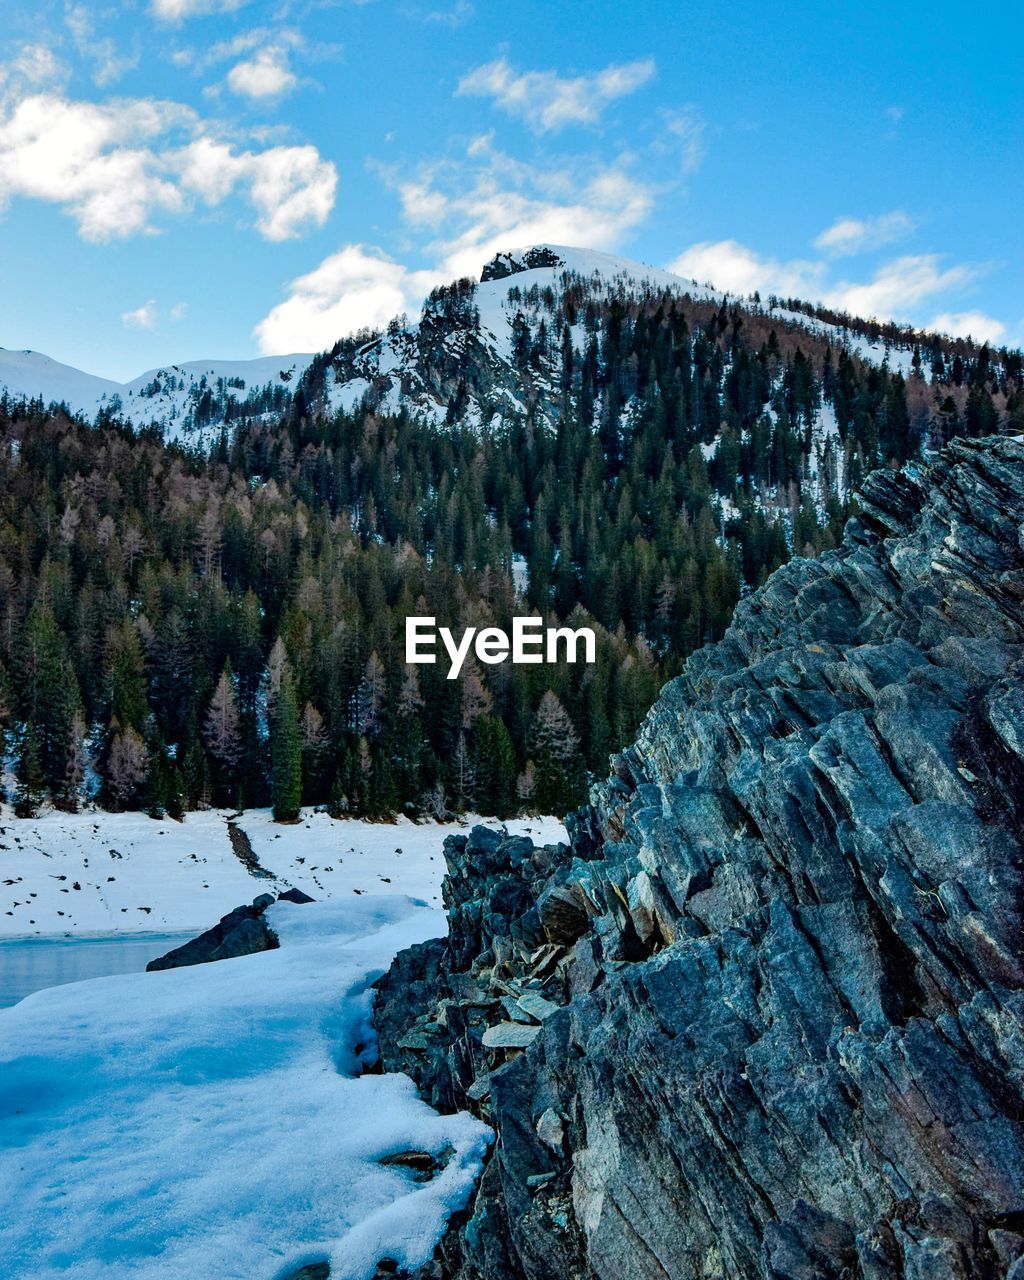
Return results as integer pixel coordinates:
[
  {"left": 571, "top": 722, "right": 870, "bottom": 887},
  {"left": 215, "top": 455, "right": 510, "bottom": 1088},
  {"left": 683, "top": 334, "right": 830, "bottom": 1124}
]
[
  {"left": 146, "top": 895, "right": 280, "bottom": 971},
  {"left": 482, "top": 1022, "right": 541, "bottom": 1050},
  {"left": 373, "top": 438, "right": 1024, "bottom": 1280}
]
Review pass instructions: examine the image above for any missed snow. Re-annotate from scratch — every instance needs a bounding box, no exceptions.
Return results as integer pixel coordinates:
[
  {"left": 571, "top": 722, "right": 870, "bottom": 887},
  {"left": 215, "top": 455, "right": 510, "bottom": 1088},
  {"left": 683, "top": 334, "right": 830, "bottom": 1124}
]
[
  {"left": 0, "top": 894, "right": 492, "bottom": 1280},
  {"left": 1, "top": 246, "right": 928, "bottom": 451},
  {"left": 510, "top": 553, "right": 529, "bottom": 596},
  {"left": 325, "top": 371, "right": 372, "bottom": 414},
  {"left": 765, "top": 306, "right": 918, "bottom": 375},
  {"left": 0, "top": 808, "right": 568, "bottom": 1274},
  {"left": 0, "top": 807, "right": 567, "bottom": 938},
  {"left": 0, "top": 348, "right": 313, "bottom": 443},
  {"left": 0, "top": 348, "right": 123, "bottom": 412}
]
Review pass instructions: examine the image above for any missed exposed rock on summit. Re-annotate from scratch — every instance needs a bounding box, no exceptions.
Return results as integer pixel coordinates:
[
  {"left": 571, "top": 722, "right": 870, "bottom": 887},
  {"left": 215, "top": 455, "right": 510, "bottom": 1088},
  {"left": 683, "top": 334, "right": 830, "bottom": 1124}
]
[{"left": 374, "top": 437, "right": 1024, "bottom": 1279}]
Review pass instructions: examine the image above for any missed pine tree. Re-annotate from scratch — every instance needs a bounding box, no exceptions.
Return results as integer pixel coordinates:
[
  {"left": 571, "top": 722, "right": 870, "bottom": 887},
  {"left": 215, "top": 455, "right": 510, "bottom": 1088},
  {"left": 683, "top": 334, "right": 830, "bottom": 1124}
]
[
  {"left": 473, "top": 715, "right": 518, "bottom": 818},
  {"left": 272, "top": 671, "right": 302, "bottom": 822},
  {"left": 55, "top": 710, "right": 87, "bottom": 813},
  {"left": 529, "top": 690, "right": 586, "bottom": 815},
  {"left": 166, "top": 766, "right": 186, "bottom": 821},
  {"left": 14, "top": 724, "right": 44, "bottom": 818},
  {"left": 300, "top": 701, "right": 327, "bottom": 803}
]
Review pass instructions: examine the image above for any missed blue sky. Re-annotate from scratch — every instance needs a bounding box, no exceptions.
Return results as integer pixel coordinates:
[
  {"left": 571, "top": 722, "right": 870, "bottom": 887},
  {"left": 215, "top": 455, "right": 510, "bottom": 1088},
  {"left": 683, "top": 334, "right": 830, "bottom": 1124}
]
[{"left": 0, "top": 0, "right": 1020, "bottom": 380}]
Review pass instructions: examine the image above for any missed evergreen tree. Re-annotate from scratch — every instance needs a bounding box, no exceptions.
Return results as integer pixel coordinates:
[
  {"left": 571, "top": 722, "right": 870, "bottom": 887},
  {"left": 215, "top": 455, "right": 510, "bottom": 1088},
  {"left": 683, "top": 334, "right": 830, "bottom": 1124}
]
[
  {"left": 14, "top": 724, "right": 44, "bottom": 818},
  {"left": 55, "top": 710, "right": 87, "bottom": 813},
  {"left": 529, "top": 690, "right": 586, "bottom": 815},
  {"left": 272, "top": 671, "right": 302, "bottom": 822},
  {"left": 473, "top": 715, "right": 518, "bottom": 818}
]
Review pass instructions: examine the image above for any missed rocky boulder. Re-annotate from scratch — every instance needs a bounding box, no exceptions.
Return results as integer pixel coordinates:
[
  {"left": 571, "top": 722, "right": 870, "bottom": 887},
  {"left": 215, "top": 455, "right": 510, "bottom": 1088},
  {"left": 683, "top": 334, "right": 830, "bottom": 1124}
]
[
  {"left": 374, "top": 438, "right": 1024, "bottom": 1279},
  {"left": 146, "top": 889, "right": 310, "bottom": 971}
]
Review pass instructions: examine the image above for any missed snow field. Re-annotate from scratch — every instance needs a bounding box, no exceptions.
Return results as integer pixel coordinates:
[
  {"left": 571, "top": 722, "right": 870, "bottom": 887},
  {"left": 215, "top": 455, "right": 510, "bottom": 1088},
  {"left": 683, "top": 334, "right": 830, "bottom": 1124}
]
[
  {"left": 0, "top": 807, "right": 567, "bottom": 938},
  {"left": 0, "top": 895, "right": 493, "bottom": 1279}
]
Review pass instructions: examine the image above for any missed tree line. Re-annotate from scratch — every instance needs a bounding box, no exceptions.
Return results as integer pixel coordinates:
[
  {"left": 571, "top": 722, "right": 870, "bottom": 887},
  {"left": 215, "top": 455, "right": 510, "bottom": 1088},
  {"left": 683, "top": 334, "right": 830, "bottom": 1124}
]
[{"left": 0, "top": 279, "right": 1016, "bottom": 821}]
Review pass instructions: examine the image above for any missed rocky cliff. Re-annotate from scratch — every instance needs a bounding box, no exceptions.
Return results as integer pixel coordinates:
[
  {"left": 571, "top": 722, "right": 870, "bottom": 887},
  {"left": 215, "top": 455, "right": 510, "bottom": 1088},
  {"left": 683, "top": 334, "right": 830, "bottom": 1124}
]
[{"left": 374, "top": 436, "right": 1024, "bottom": 1280}]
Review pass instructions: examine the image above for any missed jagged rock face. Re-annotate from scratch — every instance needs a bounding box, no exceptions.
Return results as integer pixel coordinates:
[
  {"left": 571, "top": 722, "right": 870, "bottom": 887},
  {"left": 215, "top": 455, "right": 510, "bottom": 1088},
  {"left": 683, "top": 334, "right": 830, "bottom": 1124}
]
[
  {"left": 480, "top": 248, "right": 565, "bottom": 282},
  {"left": 374, "top": 437, "right": 1024, "bottom": 1280}
]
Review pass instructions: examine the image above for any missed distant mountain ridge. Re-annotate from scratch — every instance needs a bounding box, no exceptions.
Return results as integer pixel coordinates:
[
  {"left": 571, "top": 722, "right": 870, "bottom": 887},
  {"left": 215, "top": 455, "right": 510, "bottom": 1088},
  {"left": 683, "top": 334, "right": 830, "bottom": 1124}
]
[
  {"left": 0, "top": 348, "right": 311, "bottom": 444},
  {"left": 3, "top": 244, "right": 1012, "bottom": 447}
]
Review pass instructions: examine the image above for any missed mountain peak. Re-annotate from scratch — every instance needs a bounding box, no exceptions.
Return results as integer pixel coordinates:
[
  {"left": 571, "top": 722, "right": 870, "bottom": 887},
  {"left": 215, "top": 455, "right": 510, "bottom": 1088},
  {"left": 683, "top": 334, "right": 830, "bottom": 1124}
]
[{"left": 480, "top": 246, "right": 566, "bottom": 282}]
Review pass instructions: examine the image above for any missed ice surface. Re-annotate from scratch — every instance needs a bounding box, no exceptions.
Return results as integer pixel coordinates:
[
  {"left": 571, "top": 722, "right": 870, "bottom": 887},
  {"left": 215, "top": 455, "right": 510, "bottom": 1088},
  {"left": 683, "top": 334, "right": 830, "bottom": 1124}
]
[{"left": 0, "top": 894, "right": 493, "bottom": 1280}]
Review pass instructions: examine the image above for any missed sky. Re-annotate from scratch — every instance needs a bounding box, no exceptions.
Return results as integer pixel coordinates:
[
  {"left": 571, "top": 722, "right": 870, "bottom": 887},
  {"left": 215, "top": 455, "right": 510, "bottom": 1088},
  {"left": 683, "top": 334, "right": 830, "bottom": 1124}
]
[{"left": 0, "top": 0, "right": 1021, "bottom": 381}]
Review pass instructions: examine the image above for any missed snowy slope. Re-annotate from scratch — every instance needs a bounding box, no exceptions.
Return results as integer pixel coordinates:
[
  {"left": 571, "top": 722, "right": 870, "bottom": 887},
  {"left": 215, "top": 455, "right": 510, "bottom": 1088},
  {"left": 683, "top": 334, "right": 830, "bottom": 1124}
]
[
  {"left": 0, "top": 806, "right": 566, "bottom": 938},
  {"left": 317, "top": 244, "right": 723, "bottom": 426},
  {"left": 0, "top": 894, "right": 492, "bottom": 1280},
  {"left": 0, "top": 346, "right": 312, "bottom": 443},
  {"left": 0, "top": 347, "right": 123, "bottom": 412},
  {"left": 2, "top": 245, "right": 928, "bottom": 444}
]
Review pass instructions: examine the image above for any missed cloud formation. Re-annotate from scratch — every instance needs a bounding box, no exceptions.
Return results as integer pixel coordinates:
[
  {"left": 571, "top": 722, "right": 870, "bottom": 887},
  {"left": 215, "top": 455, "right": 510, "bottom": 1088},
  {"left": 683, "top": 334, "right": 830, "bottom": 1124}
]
[
  {"left": 457, "top": 56, "right": 655, "bottom": 132},
  {"left": 814, "top": 210, "right": 915, "bottom": 257},
  {"left": 227, "top": 45, "right": 298, "bottom": 99},
  {"left": 929, "top": 310, "right": 1005, "bottom": 344},
  {"left": 0, "top": 87, "right": 337, "bottom": 242},
  {"left": 65, "top": 6, "right": 139, "bottom": 87},
  {"left": 151, "top": 0, "right": 251, "bottom": 20},
  {"left": 122, "top": 301, "right": 159, "bottom": 330},
  {"left": 669, "top": 240, "right": 823, "bottom": 299},
  {"left": 670, "top": 237, "right": 989, "bottom": 329},
  {"left": 254, "top": 245, "right": 441, "bottom": 353}
]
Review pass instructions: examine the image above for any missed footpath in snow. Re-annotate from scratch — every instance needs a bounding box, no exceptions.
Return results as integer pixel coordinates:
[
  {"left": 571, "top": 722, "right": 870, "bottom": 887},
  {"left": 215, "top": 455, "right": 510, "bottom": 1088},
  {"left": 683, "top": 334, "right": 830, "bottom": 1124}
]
[{"left": 0, "top": 808, "right": 566, "bottom": 937}]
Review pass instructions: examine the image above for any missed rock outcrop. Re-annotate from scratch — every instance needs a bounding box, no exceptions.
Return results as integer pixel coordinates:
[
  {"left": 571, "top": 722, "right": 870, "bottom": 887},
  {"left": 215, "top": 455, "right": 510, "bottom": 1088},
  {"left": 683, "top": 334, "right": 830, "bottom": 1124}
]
[
  {"left": 146, "top": 890, "right": 312, "bottom": 970},
  {"left": 373, "top": 437, "right": 1024, "bottom": 1279}
]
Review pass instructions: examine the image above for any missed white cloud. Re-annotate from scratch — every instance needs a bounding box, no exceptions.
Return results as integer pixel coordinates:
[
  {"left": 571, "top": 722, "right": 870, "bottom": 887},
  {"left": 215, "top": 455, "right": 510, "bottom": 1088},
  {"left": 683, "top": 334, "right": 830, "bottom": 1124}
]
[
  {"left": 423, "top": 0, "right": 474, "bottom": 26},
  {"left": 254, "top": 245, "right": 441, "bottom": 353},
  {"left": 394, "top": 136, "right": 654, "bottom": 279},
  {"left": 65, "top": 7, "right": 139, "bottom": 87},
  {"left": 833, "top": 255, "right": 979, "bottom": 317},
  {"left": 0, "top": 91, "right": 337, "bottom": 242},
  {"left": 929, "top": 310, "right": 1005, "bottom": 344},
  {"left": 814, "top": 211, "right": 915, "bottom": 257},
  {"left": 123, "top": 300, "right": 159, "bottom": 330},
  {"left": 170, "top": 301, "right": 189, "bottom": 322},
  {"left": 0, "top": 94, "right": 190, "bottom": 240},
  {"left": 227, "top": 47, "right": 298, "bottom": 99},
  {"left": 660, "top": 108, "right": 706, "bottom": 176},
  {"left": 179, "top": 137, "right": 337, "bottom": 240},
  {"left": 9, "top": 44, "right": 67, "bottom": 90},
  {"left": 670, "top": 237, "right": 991, "bottom": 329},
  {"left": 669, "top": 240, "right": 824, "bottom": 299},
  {"left": 151, "top": 0, "right": 251, "bottom": 20},
  {"left": 457, "top": 56, "right": 655, "bottom": 133}
]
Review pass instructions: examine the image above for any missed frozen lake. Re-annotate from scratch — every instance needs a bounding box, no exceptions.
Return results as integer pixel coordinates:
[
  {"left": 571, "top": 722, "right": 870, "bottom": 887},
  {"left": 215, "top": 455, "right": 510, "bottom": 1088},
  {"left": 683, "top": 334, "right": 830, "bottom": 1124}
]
[{"left": 0, "top": 932, "right": 197, "bottom": 1007}]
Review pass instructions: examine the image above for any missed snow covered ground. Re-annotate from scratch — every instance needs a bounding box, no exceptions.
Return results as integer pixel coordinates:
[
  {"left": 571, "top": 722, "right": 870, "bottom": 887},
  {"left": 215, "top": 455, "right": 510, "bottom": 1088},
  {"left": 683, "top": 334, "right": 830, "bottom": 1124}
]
[
  {"left": 0, "top": 895, "right": 492, "bottom": 1280},
  {"left": 0, "top": 807, "right": 566, "bottom": 938},
  {"left": 0, "top": 348, "right": 312, "bottom": 443},
  {"left": 0, "top": 810, "right": 567, "bottom": 1276}
]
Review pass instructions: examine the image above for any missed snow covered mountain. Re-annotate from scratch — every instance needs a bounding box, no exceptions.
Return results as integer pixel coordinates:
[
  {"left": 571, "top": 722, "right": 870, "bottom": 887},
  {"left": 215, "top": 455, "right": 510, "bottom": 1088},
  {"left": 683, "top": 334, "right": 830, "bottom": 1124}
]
[
  {"left": 0, "top": 347, "right": 312, "bottom": 445},
  {"left": 306, "top": 244, "right": 921, "bottom": 427},
  {"left": 1, "top": 244, "right": 930, "bottom": 446}
]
